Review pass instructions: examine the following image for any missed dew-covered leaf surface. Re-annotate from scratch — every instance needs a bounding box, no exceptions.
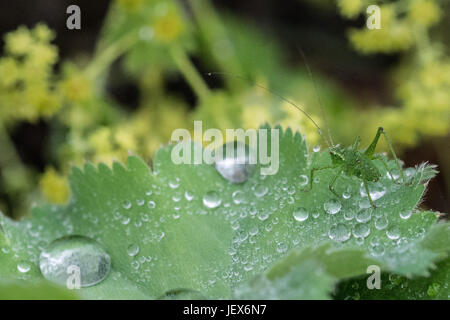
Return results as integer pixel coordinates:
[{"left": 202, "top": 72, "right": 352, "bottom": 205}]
[
  {"left": 0, "top": 126, "right": 448, "bottom": 299},
  {"left": 334, "top": 257, "right": 450, "bottom": 300}
]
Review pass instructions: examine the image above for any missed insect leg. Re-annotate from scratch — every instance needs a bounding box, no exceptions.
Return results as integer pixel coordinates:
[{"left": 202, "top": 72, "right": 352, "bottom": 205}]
[
  {"left": 363, "top": 179, "right": 377, "bottom": 210},
  {"left": 365, "top": 127, "right": 406, "bottom": 184},
  {"left": 379, "top": 128, "right": 406, "bottom": 184},
  {"left": 301, "top": 166, "right": 334, "bottom": 192},
  {"left": 328, "top": 172, "right": 341, "bottom": 200},
  {"left": 364, "top": 127, "right": 383, "bottom": 158},
  {"left": 373, "top": 155, "right": 402, "bottom": 185}
]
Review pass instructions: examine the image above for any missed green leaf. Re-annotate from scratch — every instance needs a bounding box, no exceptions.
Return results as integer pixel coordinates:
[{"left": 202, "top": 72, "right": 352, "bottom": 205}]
[
  {"left": 335, "top": 257, "right": 450, "bottom": 300},
  {"left": 0, "top": 126, "right": 448, "bottom": 299},
  {"left": 233, "top": 259, "right": 334, "bottom": 300},
  {"left": 0, "top": 281, "right": 78, "bottom": 300}
]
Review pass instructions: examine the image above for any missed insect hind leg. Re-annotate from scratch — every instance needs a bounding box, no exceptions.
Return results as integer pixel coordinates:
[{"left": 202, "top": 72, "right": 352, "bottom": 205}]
[
  {"left": 301, "top": 166, "right": 343, "bottom": 205},
  {"left": 328, "top": 172, "right": 342, "bottom": 201},
  {"left": 365, "top": 127, "right": 406, "bottom": 185},
  {"left": 363, "top": 179, "right": 377, "bottom": 210},
  {"left": 374, "top": 154, "right": 402, "bottom": 185},
  {"left": 379, "top": 128, "right": 407, "bottom": 184},
  {"left": 301, "top": 166, "right": 334, "bottom": 192}
]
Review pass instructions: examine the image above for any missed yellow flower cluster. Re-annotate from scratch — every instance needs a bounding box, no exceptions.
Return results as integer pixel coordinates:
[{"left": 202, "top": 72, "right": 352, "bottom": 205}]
[
  {"left": 39, "top": 167, "right": 70, "bottom": 204},
  {"left": 66, "top": 99, "right": 191, "bottom": 168},
  {"left": 408, "top": 0, "right": 442, "bottom": 27},
  {"left": 152, "top": 3, "right": 185, "bottom": 43},
  {"left": 60, "top": 64, "right": 93, "bottom": 103},
  {"left": 342, "top": 0, "right": 443, "bottom": 54},
  {"left": 0, "top": 24, "right": 60, "bottom": 123},
  {"left": 242, "top": 104, "right": 273, "bottom": 130},
  {"left": 394, "top": 59, "right": 450, "bottom": 143},
  {"left": 337, "top": 0, "right": 363, "bottom": 19},
  {"left": 348, "top": 5, "right": 414, "bottom": 54},
  {"left": 360, "top": 57, "right": 450, "bottom": 147},
  {"left": 279, "top": 101, "right": 323, "bottom": 146}
]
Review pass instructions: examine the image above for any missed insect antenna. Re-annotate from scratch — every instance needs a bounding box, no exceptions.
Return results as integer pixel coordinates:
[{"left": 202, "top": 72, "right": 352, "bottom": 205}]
[
  {"left": 206, "top": 71, "right": 332, "bottom": 149},
  {"left": 296, "top": 46, "right": 335, "bottom": 148}
]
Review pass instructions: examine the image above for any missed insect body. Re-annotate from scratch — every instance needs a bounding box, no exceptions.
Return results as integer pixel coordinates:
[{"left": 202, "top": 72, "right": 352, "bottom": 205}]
[{"left": 305, "top": 127, "right": 406, "bottom": 209}]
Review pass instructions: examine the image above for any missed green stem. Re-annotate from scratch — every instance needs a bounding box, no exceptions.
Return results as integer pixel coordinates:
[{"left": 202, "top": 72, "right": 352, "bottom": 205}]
[
  {"left": 187, "top": 0, "right": 243, "bottom": 89},
  {"left": 169, "top": 44, "right": 210, "bottom": 101},
  {"left": 85, "top": 32, "right": 139, "bottom": 79}
]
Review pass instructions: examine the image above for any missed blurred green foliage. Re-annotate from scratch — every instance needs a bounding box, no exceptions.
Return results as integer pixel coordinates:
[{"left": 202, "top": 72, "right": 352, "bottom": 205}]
[{"left": 0, "top": 0, "right": 448, "bottom": 217}]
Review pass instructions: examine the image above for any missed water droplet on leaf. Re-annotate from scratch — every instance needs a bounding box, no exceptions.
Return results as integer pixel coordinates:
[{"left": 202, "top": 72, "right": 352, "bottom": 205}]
[
  {"left": 39, "top": 235, "right": 110, "bottom": 287},
  {"left": 232, "top": 190, "right": 247, "bottom": 204},
  {"left": 215, "top": 141, "right": 254, "bottom": 183},
  {"left": 203, "top": 191, "right": 222, "bottom": 208},
  {"left": 356, "top": 208, "right": 372, "bottom": 223},
  {"left": 324, "top": 199, "right": 341, "bottom": 215},
  {"left": 329, "top": 223, "right": 350, "bottom": 242},
  {"left": 17, "top": 261, "right": 31, "bottom": 273},
  {"left": 353, "top": 223, "right": 370, "bottom": 238},
  {"left": 122, "top": 200, "right": 132, "bottom": 210},
  {"left": 386, "top": 226, "right": 401, "bottom": 240},
  {"left": 400, "top": 210, "right": 412, "bottom": 220},
  {"left": 293, "top": 207, "right": 309, "bottom": 222},
  {"left": 253, "top": 184, "right": 268, "bottom": 198},
  {"left": 299, "top": 174, "right": 309, "bottom": 187},
  {"left": 375, "top": 216, "right": 388, "bottom": 230},
  {"left": 127, "top": 244, "right": 139, "bottom": 257}
]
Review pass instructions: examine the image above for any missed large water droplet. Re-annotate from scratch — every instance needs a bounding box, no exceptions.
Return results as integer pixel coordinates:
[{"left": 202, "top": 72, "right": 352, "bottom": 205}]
[
  {"left": 214, "top": 141, "right": 254, "bottom": 183},
  {"left": 39, "top": 235, "right": 110, "bottom": 287},
  {"left": 324, "top": 199, "right": 341, "bottom": 215},
  {"left": 329, "top": 223, "right": 350, "bottom": 242},
  {"left": 203, "top": 191, "right": 222, "bottom": 208},
  {"left": 293, "top": 207, "right": 309, "bottom": 222}
]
